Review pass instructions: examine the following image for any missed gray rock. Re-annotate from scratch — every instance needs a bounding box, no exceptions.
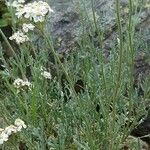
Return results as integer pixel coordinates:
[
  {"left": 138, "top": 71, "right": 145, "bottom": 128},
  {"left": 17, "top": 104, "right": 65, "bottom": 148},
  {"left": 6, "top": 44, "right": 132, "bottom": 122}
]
[{"left": 46, "top": 0, "right": 149, "bottom": 53}]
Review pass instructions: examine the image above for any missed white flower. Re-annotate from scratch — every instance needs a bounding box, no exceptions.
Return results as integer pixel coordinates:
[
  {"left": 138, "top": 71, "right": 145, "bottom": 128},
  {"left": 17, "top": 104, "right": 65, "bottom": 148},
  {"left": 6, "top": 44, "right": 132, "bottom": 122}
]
[
  {"left": 18, "top": 0, "right": 25, "bottom": 3},
  {"left": 22, "top": 23, "right": 35, "bottom": 33},
  {"left": 29, "top": 1, "right": 53, "bottom": 22},
  {"left": 16, "top": 5, "right": 32, "bottom": 19},
  {"left": 117, "top": 38, "right": 120, "bottom": 45},
  {"left": 0, "top": 118, "right": 26, "bottom": 145},
  {"left": 0, "top": 132, "right": 8, "bottom": 145},
  {"left": 41, "top": 71, "right": 52, "bottom": 79},
  {"left": 13, "top": 78, "right": 24, "bottom": 88},
  {"left": 6, "top": 0, "right": 23, "bottom": 8},
  {"left": 9, "top": 31, "right": 29, "bottom": 44},
  {"left": 22, "top": 80, "right": 32, "bottom": 87},
  {"left": 15, "top": 1, "right": 53, "bottom": 22},
  {"left": 15, "top": 7, "right": 25, "bottom": 18},
  {"left": 13, "top": 78, "right": 32, "bottom": 89},
  {"left": 4, "top": 125, "right": 17, "bottom": 136},
  {"left": 14, "top": 119, "right": 27, "bottom": 131},
  {"left": 32, "top": 15, "right": 45, "bottom": 23}
]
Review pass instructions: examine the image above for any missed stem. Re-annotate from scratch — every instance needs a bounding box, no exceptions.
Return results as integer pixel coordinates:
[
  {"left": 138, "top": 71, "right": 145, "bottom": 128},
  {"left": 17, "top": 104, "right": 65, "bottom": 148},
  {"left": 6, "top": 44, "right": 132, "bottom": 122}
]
[
  {"left": 0, "top": 29, "right": 26, "bottom": 79},
  {"left": 91, "top": 0, "right": 109, "bottom": 141},
  {"left": 122, "top": 0, "right": 135, "bottom": 141},
  {"left": 43, "top": 32, "right": 77, "bottom": 98},
  {"left": 0, "top": 45, "right": 9, "bottom": 69},
  {"left": 91, "top": 0, "right": 107, "bottom": 92},
  {"left": 127, "top": 0, "right": 134, "bottom": 120},
  {"left": 111, "top": 0, "right": 123, "bottom": 148},
  {"left": 0, "top": 29, "right": 16, "bottom": 57}
]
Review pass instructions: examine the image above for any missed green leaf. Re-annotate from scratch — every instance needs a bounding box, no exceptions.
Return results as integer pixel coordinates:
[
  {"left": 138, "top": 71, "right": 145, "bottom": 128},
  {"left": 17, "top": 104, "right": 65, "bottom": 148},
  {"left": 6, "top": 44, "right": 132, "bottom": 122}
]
[{"left": 0, "top": 19, "right": 9, "bottom": 27}]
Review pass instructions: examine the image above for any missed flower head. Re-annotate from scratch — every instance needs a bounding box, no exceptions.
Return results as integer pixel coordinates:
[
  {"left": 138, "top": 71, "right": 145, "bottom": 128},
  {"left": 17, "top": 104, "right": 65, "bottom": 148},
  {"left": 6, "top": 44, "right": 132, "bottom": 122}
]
[
  {"left": 9, "top": 31, "right": 29, "bottom": 44},
  {"left": 18, "top": 0, "right": 25, "bottom": 3},
  {"left": 15, "top": 1, "right": 53, "bottom": 22},
  {"left": 0, "top": 118, "right": 26, "bottom": 145},
  {"left": 13, "top": 78, "right": 24, "bottom": 88},
  {"left": 14, "top": 118, "right": 27, "bottom": 131},
  {"left": 6, "top": 0, "right": 23, "bottom": 8},
  {"left": 15, "top": 7, "right": 26, "bottom": 18},
  {"left": 41, "top": 71, "right": 52, "bottom": 79},
  {"left": 0, "top": 132, "right": 8, "bottom": 145},
  {"left": 13, "top": 78, "right": 32, "bottom": 91},
  {"left": 4, "top": 125, "right": 17, "bottom": 136},
  {"left": 22, "top": 23, "right": 35, "bottom": 33}
]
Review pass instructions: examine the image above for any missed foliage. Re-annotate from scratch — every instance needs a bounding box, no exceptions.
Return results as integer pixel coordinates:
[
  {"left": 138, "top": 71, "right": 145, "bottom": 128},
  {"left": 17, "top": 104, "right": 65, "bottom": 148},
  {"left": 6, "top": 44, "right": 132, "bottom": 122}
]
[
  {"left": 0, "top": 2, "right": 11, "bottom": 27},
  {"left": 0, "top": 0, "right": 149, "bottom": 149}
]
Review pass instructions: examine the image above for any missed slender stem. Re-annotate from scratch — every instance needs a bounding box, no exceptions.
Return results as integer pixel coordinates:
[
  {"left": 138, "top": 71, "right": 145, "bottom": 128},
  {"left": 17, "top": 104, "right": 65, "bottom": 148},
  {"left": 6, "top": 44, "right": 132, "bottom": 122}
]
[
  {"left": 122, "top": 0, "right": 135, "bottom": 141},
  {"left": 0, "top": 29, "right": 16, "bottom": 57},
  {"left": 43, "top": 32, "right": 77, "bottom": 98},
  {"left": 111, "top": 0, "right": 123, "bottom": 148},
  {"left": 91, "top": 0, "right": 109, "bottom": 141},
  {"left": 91, "top": 0, "right": 107, "bottom": 92},
  {"left": 0, "top": 45, "right": 10, "bottom": 69},
  {"left": 127, "top": 0, "right": 134, "bottom": 120},
  {"left": 0, "top": 29, "right": 27, "bottom": 79}
]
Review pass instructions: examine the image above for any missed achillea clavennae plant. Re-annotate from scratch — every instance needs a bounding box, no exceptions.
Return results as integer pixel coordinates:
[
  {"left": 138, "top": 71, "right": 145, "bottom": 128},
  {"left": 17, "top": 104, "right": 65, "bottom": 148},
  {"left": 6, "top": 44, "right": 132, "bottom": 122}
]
[
  {"left": 7, "top": 0, "right": 53, "bottom": 44},
  {"left": 0, "top": 119, "right": 26, "bottom": 145}
]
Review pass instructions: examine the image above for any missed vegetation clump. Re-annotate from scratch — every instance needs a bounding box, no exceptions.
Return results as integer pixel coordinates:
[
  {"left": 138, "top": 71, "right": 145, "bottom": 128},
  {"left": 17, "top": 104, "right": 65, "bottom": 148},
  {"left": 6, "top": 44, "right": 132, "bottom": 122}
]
[{"left": 0, "top": 0, "right": 149, "bottom": 149}]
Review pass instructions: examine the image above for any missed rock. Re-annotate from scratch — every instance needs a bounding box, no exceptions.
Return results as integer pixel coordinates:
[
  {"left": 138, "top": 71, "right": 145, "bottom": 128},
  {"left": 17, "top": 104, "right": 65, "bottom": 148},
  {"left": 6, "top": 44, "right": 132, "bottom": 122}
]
[
  {"left": 121, "top": 136, "right": 149, "bottom": 150},
  {"left": 46, "top": 0, "right": 150, "bottom": 54},
  {"left": 131, "top": 118, "right": 150, "bottom": 148}
]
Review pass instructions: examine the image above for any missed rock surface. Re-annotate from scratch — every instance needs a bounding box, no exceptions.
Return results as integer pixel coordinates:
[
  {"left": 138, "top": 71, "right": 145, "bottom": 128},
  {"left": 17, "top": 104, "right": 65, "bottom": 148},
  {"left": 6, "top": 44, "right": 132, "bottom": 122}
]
[{"left": 48, "top": 0, "right": 150, "bottom": 53}]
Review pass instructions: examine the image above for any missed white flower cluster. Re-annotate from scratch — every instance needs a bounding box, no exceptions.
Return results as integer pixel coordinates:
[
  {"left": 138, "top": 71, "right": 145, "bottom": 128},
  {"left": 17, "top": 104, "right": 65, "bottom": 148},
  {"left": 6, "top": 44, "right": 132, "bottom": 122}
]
[
  {"left": 22, "top": 23, "right": 35, "bottom": 33},
  {"left": 0, "top": 119, "right": 26, "bottom": 145},
  {"left": 7, "top": 0, "right": 53, "bottom": 44},
  {"left": 13, "top": 78, "right": 32, "bottom": 90},
  {"left": 18, "top": 1, "right": 53, "bottom": 22},
  {"left": 7, "top": 0, "right": 53, "bottom": 23},
  {"left": 41, "top": 71, "right": 52, "bottom": 79},
  {"left": 7, "top": 0, "right": 25, "bottom": 8},
  {"left": 9, "top": 30, "right": 29, "bottom": 44},
  {"left": 41, "top": 67, "right": 52, "bottom": 79},
  {"left": 9, "top": 23, "right": 35, "bottom": 44}
]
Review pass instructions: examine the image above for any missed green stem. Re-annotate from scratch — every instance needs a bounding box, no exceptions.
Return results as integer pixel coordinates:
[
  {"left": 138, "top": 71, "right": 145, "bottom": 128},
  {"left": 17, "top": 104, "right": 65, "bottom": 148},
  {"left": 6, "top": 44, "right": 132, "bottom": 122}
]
[
  {"left": 0, "top": 29, "right": 26, "bottom": 79},
  {"left": 43, "top": 32, "right": 77, "bottom": 98},
  {"left": 0, "top": 45, "right": 9, "bottom": 69},
  {"left": 122, "top": 0, "right": 135, "bottom": 142},
  {"left": 111, "top": 0, "right": 123, "bottom": 148},
  {"left": 127, "top": 0, "right": 134, "bottom": 120},
  {"left": 91, "top": 0, "right": 107, "bottom": 93},
  {"left": 91, "top": 0, "right": 109, "bottom": 140},
  {"left": 0, "top": 29, "right": 16, "bottom": 57}
]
